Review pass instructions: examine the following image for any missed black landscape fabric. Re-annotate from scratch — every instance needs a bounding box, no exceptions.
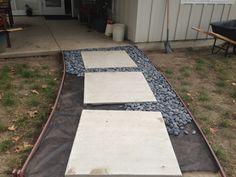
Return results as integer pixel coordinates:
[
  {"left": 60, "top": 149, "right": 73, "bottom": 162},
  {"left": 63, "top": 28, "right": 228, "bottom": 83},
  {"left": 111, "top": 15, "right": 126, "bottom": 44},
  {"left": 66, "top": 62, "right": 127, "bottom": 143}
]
[{"left": 25, "top": 74, "right": 218, "bottom": 177}]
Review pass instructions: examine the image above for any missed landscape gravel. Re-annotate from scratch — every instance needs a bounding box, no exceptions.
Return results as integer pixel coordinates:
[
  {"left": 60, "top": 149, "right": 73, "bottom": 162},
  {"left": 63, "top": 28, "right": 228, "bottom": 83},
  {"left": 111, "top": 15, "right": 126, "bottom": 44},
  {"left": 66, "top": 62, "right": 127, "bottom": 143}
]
[{"left": 64, "top": 46, "right": 192, "bottom": 135}]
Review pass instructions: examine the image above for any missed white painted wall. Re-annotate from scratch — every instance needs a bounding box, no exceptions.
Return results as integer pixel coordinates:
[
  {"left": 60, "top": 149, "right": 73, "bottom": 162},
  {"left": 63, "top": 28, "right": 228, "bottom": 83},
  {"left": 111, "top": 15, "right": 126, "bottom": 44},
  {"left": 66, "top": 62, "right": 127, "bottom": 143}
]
[
  {"left": 11, "top": 0, "right": 42, "bottom": 15},
  {"left": 140, "top": 0, "right": 236, "bottom": 42},
  {"left": 114, "top": 0, "right": 236, "bottom": 43},
  {"left": 113, "top": 0, "right": 138, "bottom": 42}
]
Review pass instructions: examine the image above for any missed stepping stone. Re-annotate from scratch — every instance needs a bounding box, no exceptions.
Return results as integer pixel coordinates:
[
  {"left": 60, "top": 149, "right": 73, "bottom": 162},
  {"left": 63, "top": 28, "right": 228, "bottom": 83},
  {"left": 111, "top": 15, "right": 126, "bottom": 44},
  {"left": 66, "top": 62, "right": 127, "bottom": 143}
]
[
  {"left": 81, "top": 51, "right": 137, "bottom": 68},
  {"left": 84, "top": 72, "right": 156, "bottom": 104},
  {"left": 65, "top": 110, "right": 182, "bottom": 177}
]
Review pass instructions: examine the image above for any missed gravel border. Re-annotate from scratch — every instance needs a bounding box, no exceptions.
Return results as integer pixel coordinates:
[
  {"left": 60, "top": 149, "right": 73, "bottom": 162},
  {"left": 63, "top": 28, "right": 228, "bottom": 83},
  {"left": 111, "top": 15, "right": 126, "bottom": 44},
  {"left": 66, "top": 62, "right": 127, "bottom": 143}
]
[{"left": 64, "top": 46, "right": 192, "bottom": 136}]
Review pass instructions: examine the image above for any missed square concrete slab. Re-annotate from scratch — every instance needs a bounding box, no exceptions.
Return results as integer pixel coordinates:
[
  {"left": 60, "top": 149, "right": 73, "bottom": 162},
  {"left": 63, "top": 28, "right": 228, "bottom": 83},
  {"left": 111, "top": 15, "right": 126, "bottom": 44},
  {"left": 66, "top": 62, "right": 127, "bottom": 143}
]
[
  {"left": 84, "top": 72, "right": 156, "bottom": 104},
  {"left": 81, "top": 51, "right": 137, "bottom": 68},
  {"left": 65, "top": 110, "right": 182, "bottom": 177}
]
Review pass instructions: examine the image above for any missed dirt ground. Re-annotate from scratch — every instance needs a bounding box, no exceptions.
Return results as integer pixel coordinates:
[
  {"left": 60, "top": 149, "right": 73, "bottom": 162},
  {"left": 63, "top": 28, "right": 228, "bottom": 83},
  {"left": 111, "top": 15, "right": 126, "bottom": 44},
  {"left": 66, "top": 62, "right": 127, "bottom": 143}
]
[
  {"left": 146, "top": 47, "right": 236, "bottom": 177},
  {"left": 0, "top": 55, "right": 62, "bottom": 177}
]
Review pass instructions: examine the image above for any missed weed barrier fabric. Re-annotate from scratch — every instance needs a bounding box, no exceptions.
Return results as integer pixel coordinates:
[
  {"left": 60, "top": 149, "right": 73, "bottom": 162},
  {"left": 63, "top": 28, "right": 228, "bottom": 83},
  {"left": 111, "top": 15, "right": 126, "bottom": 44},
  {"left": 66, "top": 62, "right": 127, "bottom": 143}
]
[
  {"left": 25, "top": 46, "right": 218, "bottom": 176},
  {"left": 24, "top": 74, "right": 218, "bottom": 177},
  {"left": 24, "top": 75, "right": 84, "bottom": 177}
]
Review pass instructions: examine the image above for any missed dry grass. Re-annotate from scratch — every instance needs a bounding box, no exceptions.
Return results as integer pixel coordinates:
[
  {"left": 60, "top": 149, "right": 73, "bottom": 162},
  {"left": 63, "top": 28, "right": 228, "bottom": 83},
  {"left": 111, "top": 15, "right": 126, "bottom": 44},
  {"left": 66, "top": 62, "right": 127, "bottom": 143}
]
[
  {"left": 0, "top": 55, "right": 61, "bottom": 176},
  {"left": 147, "top": 47, "right": 236, "bottom": 177}
]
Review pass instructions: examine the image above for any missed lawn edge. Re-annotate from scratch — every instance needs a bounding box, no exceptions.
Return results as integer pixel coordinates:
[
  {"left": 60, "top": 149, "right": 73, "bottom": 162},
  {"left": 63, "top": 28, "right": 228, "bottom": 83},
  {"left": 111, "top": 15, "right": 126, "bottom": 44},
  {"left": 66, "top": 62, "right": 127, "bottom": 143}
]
[
  {"left": 143, "top": 49, "right": 227, "bottom": 177},
  {"left": 12, "top": 52, "right": 66, "bottom": 177}
]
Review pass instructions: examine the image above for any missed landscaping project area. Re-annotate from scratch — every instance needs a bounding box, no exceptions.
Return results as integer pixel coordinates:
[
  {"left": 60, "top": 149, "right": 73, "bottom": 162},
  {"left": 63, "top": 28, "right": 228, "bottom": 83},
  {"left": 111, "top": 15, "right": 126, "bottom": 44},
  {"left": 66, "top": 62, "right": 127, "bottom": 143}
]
[
  {"left": 0, "top": 46, "right": 235, "bottom": 177},
  {"left": 18, "top": 46, "right": 225, "bottom": 177},
  {"left": 0, "top": 1, "right": 236, "bottom": 176},
  {"left": 147, "top": 48, "right": 236, "bottom": 177},
  {"left": 0, "top": 55, "right": 62, "bottom": 177}
]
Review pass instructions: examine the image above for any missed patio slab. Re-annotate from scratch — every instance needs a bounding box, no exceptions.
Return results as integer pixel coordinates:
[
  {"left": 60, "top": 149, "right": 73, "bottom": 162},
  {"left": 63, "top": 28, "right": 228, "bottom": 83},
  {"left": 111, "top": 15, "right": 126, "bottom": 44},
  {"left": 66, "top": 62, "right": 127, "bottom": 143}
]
[
  {"left": 46, "top": 20, "right": 130, "bottom": 50},
  {"left": 0, "top": 16, "right": 59, "bottom": 58},
  {"left": 0, "top": 17, "right": 130, "bottom": 58},
  {"left": 65, "top": 110, "right": 182, "bottom": 177},
  {"left": 81, "top": 51, "right": 137, "bottom": 68},
  {"left": 84, "top": 72, "right": 156, "bottom": 104}
]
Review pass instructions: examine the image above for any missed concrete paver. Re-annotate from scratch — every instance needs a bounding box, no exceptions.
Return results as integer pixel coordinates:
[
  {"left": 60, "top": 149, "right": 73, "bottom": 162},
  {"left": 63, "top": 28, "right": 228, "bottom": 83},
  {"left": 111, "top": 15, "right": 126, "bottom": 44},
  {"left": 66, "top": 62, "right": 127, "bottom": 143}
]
[
  {"left": 84, "top": 72, "right": 156, "bottom": 104},
  {"left": 65, "top": 110, "right": 182, "bottom": 177},
  {"left": 81, "top": 51, "right": 137, "bottom": 68}
]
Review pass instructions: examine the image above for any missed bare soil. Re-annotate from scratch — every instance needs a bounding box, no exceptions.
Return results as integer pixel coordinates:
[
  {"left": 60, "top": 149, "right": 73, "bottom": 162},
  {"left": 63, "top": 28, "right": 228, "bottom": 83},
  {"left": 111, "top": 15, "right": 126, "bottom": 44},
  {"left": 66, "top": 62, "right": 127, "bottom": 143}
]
[
  {"left": 0, "top": 55, "right": 62, "bottom": 177},
  {"left": 146, "top": 47, "right": 236, "bottom": 177}
]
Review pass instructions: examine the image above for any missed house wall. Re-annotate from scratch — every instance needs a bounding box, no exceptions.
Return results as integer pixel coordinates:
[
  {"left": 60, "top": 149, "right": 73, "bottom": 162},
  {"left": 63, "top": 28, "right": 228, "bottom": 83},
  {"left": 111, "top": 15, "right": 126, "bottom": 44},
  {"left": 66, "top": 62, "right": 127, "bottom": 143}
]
[
  {"left": 113, "top": 0, "right": 138, "bottom": 42},
  {"left": 137, "top": 0, "right": 236, "bottom": 42},
  {"left": 11, "top": 0, "right": 41, "bottom": 15},
  {"left": 121, "top": 0, "right": 236, "bottom": 43}
]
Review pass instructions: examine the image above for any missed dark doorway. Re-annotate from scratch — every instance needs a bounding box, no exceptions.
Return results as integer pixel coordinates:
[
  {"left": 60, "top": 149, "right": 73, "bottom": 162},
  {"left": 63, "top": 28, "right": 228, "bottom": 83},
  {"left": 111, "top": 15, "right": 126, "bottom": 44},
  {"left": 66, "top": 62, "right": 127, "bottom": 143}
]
[{"left": 64, "top": 0, "right": 72, "bottom": 14}]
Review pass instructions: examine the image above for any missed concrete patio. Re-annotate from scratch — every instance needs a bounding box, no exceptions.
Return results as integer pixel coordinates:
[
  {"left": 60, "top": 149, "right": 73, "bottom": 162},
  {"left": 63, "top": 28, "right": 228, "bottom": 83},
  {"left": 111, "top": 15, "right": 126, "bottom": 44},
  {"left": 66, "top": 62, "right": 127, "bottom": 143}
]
[{"left": 0, "top": 16, "right": 129, "bottom": 58}]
